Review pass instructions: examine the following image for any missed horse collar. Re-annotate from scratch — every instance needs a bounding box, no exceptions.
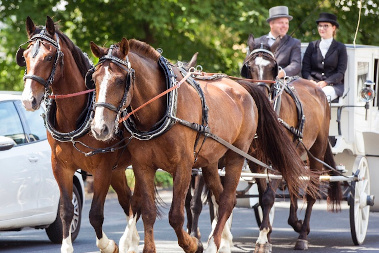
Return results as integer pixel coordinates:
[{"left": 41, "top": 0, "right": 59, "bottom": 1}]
[{"left": 122, "top": 56, "right": 178, "bottom": 140}]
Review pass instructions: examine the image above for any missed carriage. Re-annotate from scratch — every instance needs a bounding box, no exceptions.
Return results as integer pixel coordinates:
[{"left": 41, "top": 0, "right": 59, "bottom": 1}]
[{"left": 235, "top": 43, "right": 379, "bottom": 246}]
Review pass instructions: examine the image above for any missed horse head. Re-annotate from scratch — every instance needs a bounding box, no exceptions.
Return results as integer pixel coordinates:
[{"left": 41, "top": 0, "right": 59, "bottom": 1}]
[
  {"left": 241, "top": 34, "right": 281, "bottom": 93},
  {"left": 19, "top": 16, "right": 64, "bottom": 111},
  {"left": 90, "top": 38, "right": 135, "bottom": 141}
]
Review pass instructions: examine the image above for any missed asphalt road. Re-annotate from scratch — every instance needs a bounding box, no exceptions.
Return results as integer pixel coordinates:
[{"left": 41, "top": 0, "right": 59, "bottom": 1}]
[{"left": 1, "top": 190, "right": 378, "bottom": 252}]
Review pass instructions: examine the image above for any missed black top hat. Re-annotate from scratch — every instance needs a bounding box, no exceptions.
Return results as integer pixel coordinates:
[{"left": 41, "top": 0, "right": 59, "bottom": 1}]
[
  {"left": 316, "top": 12, "right": 339, "bottom": 28},
  {"left": 266, "top": 6, "right": 293, "bottom": 23}
]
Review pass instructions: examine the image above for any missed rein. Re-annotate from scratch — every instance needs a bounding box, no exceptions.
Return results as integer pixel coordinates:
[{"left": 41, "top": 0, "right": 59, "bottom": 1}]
[{"left": 49, "top": 89, "right": 95, "bottom": 99}]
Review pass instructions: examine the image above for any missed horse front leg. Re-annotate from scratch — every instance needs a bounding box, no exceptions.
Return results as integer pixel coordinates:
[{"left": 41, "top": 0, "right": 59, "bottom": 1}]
[
  {"left": 169, "top": 164, "right": 203, "bottom": 253},
  {"left": 110, "top": 169, "right": 140, "bottom": 253},
  {"left": 54, "top": 165, "right": 76, "bottom": 253},
  {"left": 204, "top": 159, "right": 243, "bottom": 253},
  {"left": 294, "top": 193, "right": 316, "bottom": 250},
  {"left": 185, "top": 174, "right": 195, "bottom": 235},
  {"left": 131, "top": 165, "right": 157, "bottom": 253},
  {"left": 288, "top": 191, "right": 303, "bottom": 233},
  {"left": 254, "top": 180, "right": 279, "bottom": 253},
  {"left": 190, "top": 174, "right": 205, "bottom": 239},
  {"left": 90, "top": 170, "right": 118, "bottom": 253}
]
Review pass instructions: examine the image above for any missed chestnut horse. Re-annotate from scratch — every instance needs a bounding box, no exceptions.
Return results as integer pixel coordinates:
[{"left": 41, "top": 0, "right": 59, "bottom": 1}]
[
  {"left": 88, "top": 37, "right": 311, "bottom": 253},
  {"left": 241, "top": 34, "right": 342, "bottom": 251},
  {"left": 17, "top": 17, "right": 138, "bottom": 253}
]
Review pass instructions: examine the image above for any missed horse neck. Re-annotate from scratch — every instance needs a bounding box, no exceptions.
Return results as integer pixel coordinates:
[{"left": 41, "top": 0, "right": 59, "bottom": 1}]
[
  {"left": 129, "top": 53, "right": 166, "bottom": 131},
  {"left": 51, "top": 48, "right": 89, "bottom": 130}
]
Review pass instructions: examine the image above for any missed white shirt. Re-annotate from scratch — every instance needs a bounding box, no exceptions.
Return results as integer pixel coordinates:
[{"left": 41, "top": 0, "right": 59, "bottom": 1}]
[
  {"left": 319, "top": 37, "right": 333, "bottom": 58},
  {"left": 267, "top": 32, "right": 277, "bottom": 47}
]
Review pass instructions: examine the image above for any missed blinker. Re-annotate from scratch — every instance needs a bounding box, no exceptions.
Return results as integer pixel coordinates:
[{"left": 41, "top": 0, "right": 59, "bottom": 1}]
[{"left": 16, "top": 47, "right": 26, "bottom": 67}]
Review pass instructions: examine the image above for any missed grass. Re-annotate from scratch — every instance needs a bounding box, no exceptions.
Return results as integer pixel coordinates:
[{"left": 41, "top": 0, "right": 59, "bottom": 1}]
[{"left": 108, "top": 169, "right": 173, "bottom": 193}]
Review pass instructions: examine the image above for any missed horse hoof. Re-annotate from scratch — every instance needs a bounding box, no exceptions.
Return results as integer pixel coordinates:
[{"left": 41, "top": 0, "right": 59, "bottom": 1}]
[
  {"left": 195, "top": 239, "right": 204, "bottom": 253},
  {"left": 294, "top": 239, "right": 308, "bottom": 250},
  {"left": 254, "top": 243, "right": 272, "bottom": 253}
]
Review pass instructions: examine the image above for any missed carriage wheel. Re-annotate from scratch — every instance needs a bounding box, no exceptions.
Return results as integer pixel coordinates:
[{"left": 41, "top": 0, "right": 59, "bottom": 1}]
[
  {"left": 253, "top": 204, "right": 275, "bottom": 227},
  {"left": 349, "top": 156, "right": 371, "bottom": 245}
]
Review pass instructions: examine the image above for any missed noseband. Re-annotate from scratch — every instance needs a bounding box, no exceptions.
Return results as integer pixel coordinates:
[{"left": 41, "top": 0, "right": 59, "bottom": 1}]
[
  {"left": 92, "top": 45, "right": 135, "bottom": 116},
  {"left": 17, "top": 28, "right": 64, "bottom": 89}
]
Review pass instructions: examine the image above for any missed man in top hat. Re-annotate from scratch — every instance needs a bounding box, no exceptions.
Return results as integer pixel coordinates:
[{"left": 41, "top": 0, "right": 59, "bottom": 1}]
[{"left": 253, "top": 6, "right": 301, "bottom": 78}]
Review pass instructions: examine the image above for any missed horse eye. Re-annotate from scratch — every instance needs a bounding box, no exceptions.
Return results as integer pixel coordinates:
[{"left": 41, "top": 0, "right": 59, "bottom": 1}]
[
  {"left": 45, "top": 55, "right": 53, "bottom": 61},
  {"left": 116, "top": 78, "right": 124, "bottom": 86}
]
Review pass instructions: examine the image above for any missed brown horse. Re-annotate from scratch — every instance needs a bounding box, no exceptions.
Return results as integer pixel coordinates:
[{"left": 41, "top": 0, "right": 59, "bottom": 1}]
[
  {"left": 241, "top": 34, "right": 342, "bottom": 251},
  {"left": 88, "top": 37, "right": 311, "bottom": 253},
  {"left": 17, "top": 17, "right": 138, "bottom": 253}
]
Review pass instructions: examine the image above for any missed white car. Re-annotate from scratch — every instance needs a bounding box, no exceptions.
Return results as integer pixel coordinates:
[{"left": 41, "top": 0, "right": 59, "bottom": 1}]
[{"left": 0, "top": 91, "right": 85, "bottom": 243}]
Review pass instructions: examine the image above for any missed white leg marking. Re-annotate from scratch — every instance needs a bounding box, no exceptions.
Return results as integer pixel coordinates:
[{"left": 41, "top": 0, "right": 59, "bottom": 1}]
[
  {"left": 205, "top": 237, "right": 218, "bottom": 253},
  {"left": 119, "top": 215, "right": 140, "bottom": 253},
  {"left": 208, "top": 195, "right": 218, "bottom": 241},
  {"left": 61, "top": 233, "right": 73, "bottom": 253},
  {"left": 256, "top": 227, "right": 270, "bottom": 245},
  {"left": 219, "top": 213, "right": 233, "bottom": 253},
  {"left": 96, "top": 231, "right": 117, "bottom": 253}
]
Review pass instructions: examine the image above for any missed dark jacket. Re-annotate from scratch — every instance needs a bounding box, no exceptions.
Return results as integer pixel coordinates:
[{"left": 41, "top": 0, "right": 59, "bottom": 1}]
[
  {"left": 254, "top": 34, "right": 301, "bottom": 76},
  {"left": 302, "top": 39, "right": 347, "bottom": 97}
]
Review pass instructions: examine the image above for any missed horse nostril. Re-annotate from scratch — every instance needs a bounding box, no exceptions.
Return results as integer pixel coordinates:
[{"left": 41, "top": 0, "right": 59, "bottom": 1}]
[
  {"left": 102, "top": 125, "right": 109, "bottom": 137},
  {"left": 31, "top": 97, "right": 37, "bottom": 110}
]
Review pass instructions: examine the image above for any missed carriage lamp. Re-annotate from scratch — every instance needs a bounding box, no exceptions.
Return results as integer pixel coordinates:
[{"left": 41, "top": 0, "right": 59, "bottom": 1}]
[
  {"left": 360, "top": 80, "right": 375, "bottom": 103},
  {"left": 359, "top": 80, "right": 375, "bottom": 120}
]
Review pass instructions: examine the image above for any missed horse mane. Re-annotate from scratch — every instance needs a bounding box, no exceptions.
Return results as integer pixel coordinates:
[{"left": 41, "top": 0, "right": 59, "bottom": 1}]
[
  {"left": 128, "top": 39, "right": 161, "bottom": 62},
  {"left": 56, "top": 30, "right": 92, "bottom": 78},
  {"left": 32, "top": 25, "right": 92, "bottom": 79}
]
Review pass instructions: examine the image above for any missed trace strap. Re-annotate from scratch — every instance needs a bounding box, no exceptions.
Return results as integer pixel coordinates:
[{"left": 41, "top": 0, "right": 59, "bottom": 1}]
[{"left": 174, "top": 116, "right": 276, "bottom": 173}]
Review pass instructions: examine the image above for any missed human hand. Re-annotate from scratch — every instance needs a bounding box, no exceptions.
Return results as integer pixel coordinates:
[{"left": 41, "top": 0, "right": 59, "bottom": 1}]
[
  {"left": 277, "top": 69, "right": 286, "bottom": 79},
  {"left": 316, "top": 81, "right": 328, "bottom": 88}
]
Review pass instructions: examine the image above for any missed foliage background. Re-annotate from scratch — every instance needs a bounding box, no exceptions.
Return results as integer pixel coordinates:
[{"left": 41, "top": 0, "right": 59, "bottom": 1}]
[{"left": 0, "top": 0, "right": 378, "bottom": 90}]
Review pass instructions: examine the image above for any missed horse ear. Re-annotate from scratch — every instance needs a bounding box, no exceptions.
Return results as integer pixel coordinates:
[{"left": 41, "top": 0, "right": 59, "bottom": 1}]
[
  {"left": 45, "top": 16, "right": 55, "bottom": 36},
  {"left": 26, "top": 16, "right": 36, "bottom": 38},
  {"left": 90, "top": 41, "right": 106, "bottom": 58},
  {"left": 120, "top": 37, "right": 130, "bottom": 57},
  {"left": 247, "top": 34, "right": 255, "bottom": 52},
  {"left": 270, "top": 36, "right": 281, "bottom": 53},
  {"left": 187, "top": 52, "right": 198, "bottom": 68}
]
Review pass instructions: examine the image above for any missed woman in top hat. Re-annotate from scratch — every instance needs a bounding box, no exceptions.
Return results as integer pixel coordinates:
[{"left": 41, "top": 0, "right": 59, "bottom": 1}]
[{"left": 302, "top": 12, "right": 348, "bottom": 102}]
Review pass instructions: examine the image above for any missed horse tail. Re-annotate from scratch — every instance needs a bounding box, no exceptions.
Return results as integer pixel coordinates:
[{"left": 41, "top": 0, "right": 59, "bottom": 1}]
[
  {"left": 324, "top": 142, "right": 342, "bottom": 212},
  {"left": 242, "top": 82, "right": 319, "bottom": 200}
]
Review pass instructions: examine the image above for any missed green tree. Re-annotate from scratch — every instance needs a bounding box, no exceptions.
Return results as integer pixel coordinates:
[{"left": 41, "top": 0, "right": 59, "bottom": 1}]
[{"left": 0, "top": 0, "right": 377, "bottom": 90}]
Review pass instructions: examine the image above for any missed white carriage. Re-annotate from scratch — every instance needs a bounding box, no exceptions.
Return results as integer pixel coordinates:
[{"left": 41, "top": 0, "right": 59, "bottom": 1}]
[{"left": 235, "top": 43, "right": 379, "bottom": 245}]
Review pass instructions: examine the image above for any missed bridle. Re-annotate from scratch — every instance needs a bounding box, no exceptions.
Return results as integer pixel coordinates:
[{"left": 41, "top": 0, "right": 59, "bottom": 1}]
[
  {"left": 17, "top": 28, "right": 64, "bottom": 89},
  {"left": 243, "top": 48, "right": 279, "bottom": 94},
  {"left": 91, "top": 45, "right": 135, "bottom": 128}
]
